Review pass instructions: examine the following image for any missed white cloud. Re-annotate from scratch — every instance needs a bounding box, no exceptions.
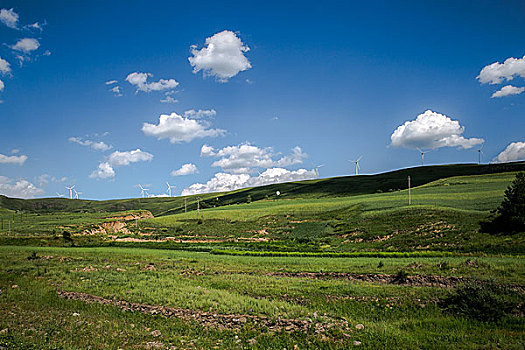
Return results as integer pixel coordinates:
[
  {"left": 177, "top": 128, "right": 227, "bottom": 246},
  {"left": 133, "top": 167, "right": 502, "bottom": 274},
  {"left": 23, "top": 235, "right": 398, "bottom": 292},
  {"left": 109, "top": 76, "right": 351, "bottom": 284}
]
[
  {"left": 184, "top": 109, "right": 216, "bottom": 119},
  {"left": 0, "top": 153, "right": 27, "bottom": 165},
  {"left": 0, "top": 8, "right": 18, "bottom": 29},
  {"left": 0, "top": 57, "right": 11, "bottom": 75},
  {"left": 69, "top": 137, "right": 112, "bottom": 151},
  {"left": 142, "top": 112, "right": 226, "bottom": 143},
  {"left": 36, "top": 174, "right": 68, "bottom": 187},
  {"left": 206, "top": 143, "right": 308, "bottom": 174},
  {"left": 491, "top": 85, "right": 525, "bottom": 98},
  {"left": 89, "top": 162, "right": 115, "bottom": 179},
  {"left": 0, "top": 79, "right": 4, "bottom": 92},
  {"left": 188, "top": 30, "right": 252, "bottom": 82},
  {"left": 90, "top": 149, "right": 153, "bottom": 179},
  {"left": 105, "top": 80, "right": 118, "bottom": 85},
  {"left": 125, "top": 72, "right": 179, "bottom": 92},
  {"left": 25, "top": 21, "right": 44, "bottom": 31},
  {"left": 0, "top": 176, "right": 44, "bottom": 198},
  {"left": 160, "top": 95, "right": 177, "bottom": 103},
  {"left": 494, "top": 142, "right": 525, "bottom": 163},
  {"left": 201, "top": 144, "right": 216, "bottom": 157},
  {"left": 478, "top": 55, "right": 525, "bottom": 85},
  {"left": 11, "top": 149, "right": 19, "bottom": 154},
  {"left": 181, "top": 168, "right": 316, "bottom": 196},
  {"left": 171, "top": 163, "right": 199, "bottom": 176},
  {"left": 110, "top": 86, "right": 122, "bottom": 97},
  {"left": 11, "top": 38, "right": 40, "bottom": 53},
  {"left": 390, "top": 110, "right": 484, "bottom": 150},
  {"left": 107, "top": 149, "right": 153, "bottom": 167}
]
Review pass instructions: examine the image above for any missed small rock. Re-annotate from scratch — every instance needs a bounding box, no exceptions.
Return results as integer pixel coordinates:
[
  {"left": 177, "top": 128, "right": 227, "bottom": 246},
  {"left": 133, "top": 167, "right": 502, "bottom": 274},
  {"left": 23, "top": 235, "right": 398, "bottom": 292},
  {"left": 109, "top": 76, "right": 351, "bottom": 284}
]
[
  {"left": 72, "top": 312, "right": 80, "bottom": 316},
  {"left": 355, "top": 323, "right": 364, "bottom": 330},
  {"left": 353, "top": 341, "right": 362, "bottom": 346},
  {"left": 11, "top": 285, "right": 18, "bottom": 289},
  {"left": 116, "top": 268, "right": 127, "bottom": 272},
  {"left": 0, "top": 329, "right": 8, "bottom": 334},
  {"left": 151, "top": 330, "right": 161, "bottom": 337}
]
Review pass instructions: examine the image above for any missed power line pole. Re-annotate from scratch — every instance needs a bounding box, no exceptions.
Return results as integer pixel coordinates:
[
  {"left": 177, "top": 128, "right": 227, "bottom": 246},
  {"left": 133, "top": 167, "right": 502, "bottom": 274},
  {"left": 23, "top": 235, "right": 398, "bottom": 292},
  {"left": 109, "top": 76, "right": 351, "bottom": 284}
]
[
  {"left": 197, "top": 197, "right": 200, "bottom": 216},
  {"left": 408, "top": 176, "right": 411, "bottom": 205}
]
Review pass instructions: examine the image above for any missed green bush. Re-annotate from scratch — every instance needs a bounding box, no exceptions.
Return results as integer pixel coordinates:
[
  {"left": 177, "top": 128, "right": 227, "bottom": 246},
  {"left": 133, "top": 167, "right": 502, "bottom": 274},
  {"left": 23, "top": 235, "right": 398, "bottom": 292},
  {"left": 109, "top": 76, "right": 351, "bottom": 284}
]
[
  {"left": 481, "top": 172, "right": 525, "bottom": 234},
  {"left": 440, "top": 281, "right": 521, "bottom": 322}
]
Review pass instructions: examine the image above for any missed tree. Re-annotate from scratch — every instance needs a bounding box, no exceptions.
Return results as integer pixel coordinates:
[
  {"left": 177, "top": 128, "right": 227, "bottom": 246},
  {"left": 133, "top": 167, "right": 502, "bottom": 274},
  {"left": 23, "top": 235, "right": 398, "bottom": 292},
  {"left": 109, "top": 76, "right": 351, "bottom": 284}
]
[{"left": 481, "top": 172, "right": 525, "bottom": 233}]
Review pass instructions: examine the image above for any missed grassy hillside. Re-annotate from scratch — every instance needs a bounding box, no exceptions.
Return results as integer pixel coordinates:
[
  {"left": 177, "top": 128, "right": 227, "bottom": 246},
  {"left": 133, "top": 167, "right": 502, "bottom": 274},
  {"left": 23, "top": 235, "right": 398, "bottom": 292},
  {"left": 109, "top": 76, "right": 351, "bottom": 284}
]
[{"left": 1, "top": 161, "right": 525, "bottom": 217}]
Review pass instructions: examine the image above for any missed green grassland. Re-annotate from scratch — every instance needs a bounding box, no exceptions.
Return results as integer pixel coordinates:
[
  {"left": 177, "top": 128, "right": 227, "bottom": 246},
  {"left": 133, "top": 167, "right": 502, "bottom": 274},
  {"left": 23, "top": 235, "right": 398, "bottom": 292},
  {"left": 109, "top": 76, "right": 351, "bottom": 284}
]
[
  {"left": 1, "top": 246, "right": 524, "bottom": 349},
  {"left": 0, "top": 164, "right": 524, "bottom": 348}
]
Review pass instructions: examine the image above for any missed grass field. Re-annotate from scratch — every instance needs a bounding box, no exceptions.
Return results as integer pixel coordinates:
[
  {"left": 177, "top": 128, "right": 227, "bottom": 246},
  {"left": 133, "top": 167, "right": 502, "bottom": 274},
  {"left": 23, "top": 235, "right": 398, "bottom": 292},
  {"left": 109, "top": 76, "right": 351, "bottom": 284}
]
[
  {"left": 1, "top": 246, "right": 523, "bottom": 349},
  {"left": 0, "top": 165, "right": 524, "bottom": 349}
]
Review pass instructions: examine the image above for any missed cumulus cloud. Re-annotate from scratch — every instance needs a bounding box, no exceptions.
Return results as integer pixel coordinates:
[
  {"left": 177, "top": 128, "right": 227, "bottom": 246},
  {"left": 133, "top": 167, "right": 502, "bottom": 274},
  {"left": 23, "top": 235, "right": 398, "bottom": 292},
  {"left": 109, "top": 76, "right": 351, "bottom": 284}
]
[
  {"left": 204, "top": 143, "right": 308, "bottom": 174},
  {"left": 160, "top": 95, "right": 177, "bottom": 103},
  {"left": 494, "top": 142, "right": 525, "bottom": 163},
  {"left": 0, "top": 153, "right": 27, "bottom": 165},
  {"left": 105, "top": 80, "right": 118, "bottom": 85},
  {"left": 11, "top": 38, "right": 40, "bottom": 53},
  {"left": 171, "top": 163, "right": 199, "bottom": 176},
  {"left": 491, "top": 85, "right": 525, "bottom": 98},
  {"left": 25, "top": 21, "right": 44, "bottom": 31},
  {"left": 0, "top": 176, "right": 44, "bottom": 199},
  {"left": 69, "top": 137, "right": 112, "bottom": 151},
  {"left": 36, "top": 174, "right": 68, "bottom": 187},
  {"left": 477, "top": 55, "right": 525, "bottom": 85},
  {"left": 184, "top": 109, "right": 216, "bottom": 119},
  {"left": 0, "top": 57, "right": 11, "bottom": 75},
  {"left": 0, "top": 79, "right": 4, "bottom": 92},
  {"left": 90, "top": 149, "right": 153, "bottom": 179},
  {"left": 110, "top": 86, "right": 122, "bottom": 97},
  {"left": 0, "top": 8, "right": 18, "bottom": 29},
  {"left": 89, "top": 162, "right": 115, "bottom": 179},
  {"left": 181, "top": 168, "right": 316, "bottom": 196},
  {"left": 188, "top": 30, "right": 252, "bottom": 82},
  {"left": 390, "top": 110, "right": 484, "bottom": 150},
  {"left": 126, "top": 72, "right": 179, "bottom": 92},
  {"left": 200, "top": 144, "right": 216, "bottom": 157},
  {"left": 142, "top": 112, "right": 226, "bottom": 143},
  {"left": 107, "top": 149, "right": 153, "bottom": 167}
]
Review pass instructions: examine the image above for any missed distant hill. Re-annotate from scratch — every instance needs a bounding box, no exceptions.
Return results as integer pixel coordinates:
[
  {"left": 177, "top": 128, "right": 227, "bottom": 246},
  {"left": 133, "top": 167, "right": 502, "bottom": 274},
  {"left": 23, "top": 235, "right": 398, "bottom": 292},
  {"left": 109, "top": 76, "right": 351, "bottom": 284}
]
[{"left": 1, "top": 162, "right": 524, "bottom": 216}]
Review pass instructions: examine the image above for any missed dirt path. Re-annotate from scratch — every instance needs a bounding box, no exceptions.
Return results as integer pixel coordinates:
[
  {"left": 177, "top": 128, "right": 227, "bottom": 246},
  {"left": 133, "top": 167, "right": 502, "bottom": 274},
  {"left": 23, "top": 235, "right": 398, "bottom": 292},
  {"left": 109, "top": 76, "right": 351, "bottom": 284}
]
[{"left": 57, "top": 290, "right": 350, "bottom": 333}]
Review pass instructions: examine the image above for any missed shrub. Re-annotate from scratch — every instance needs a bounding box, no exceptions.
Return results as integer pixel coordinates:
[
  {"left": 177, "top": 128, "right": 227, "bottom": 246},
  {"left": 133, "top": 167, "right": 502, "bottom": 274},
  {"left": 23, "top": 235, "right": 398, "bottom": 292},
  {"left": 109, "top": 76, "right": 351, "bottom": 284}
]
[
  {"left": 62, "top": 230, "right": 72, "bottom": 242},
  {"left": 440, "top": 281, "right": 521, "bottom": 322}
]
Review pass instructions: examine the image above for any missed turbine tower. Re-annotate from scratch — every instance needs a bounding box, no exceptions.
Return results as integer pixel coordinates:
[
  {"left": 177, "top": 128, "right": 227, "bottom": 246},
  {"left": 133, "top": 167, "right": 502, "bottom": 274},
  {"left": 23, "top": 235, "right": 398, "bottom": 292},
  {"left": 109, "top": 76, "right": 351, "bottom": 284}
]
[
  {"left": 74, "top": 189, "right": 82, "bottom": 200},
  {"left": 138, "top": 184, "right": 149, "bottom": 198},
  {"left": 166, "top": 182, "right": 175, "bottom": 197},
  {"left": 417, "top": 148, "right": 431, "bottom": 166},
  {"left": 312, "top": 164, "right": 325, "bottom": 179},
  {"left": 474, "top": 142, "right": 485, "bottom": 164},
  {"left": 65, "top": 185, "right": 75, "bottom": 199},
  {"left": 350, "top": 156, "right": 362, "bottom": 175}
]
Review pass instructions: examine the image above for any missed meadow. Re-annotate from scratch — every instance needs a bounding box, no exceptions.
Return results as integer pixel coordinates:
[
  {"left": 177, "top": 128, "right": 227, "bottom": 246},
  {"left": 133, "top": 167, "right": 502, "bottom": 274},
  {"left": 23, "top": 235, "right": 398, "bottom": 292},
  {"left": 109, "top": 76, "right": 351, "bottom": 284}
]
[{"left": 0, "top": 164, "right": 524, "bottom": 349}]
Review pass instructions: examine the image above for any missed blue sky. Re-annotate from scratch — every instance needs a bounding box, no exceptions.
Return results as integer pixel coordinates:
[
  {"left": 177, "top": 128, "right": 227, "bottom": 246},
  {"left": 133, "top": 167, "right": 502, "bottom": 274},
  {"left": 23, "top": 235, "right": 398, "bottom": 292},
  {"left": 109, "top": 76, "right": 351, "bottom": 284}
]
[{"left": 0, "top": 0, "right": 524, "bottom": 199}]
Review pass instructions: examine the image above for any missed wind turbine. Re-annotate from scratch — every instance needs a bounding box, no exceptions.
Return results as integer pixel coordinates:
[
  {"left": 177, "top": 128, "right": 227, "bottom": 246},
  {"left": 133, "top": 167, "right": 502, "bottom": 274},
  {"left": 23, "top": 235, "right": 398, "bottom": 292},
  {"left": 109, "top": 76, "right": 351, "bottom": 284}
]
[
  {"left": 312, "top": 164, "right": 325, "bottom": 178},
  {"left": 417, "top": 148, "right": 431, "bottom": 166},
  {"left": 349, "top": 156, "right": 362, "bottom": 175},
  {"left": 138, "top": 184, "right": 149, "bottom": 198},
  {"left": 166, "top": 182, "right": 175, "bottom": 197},
  {"left": 74, "top": 189, "right": 82, "bottom": 200},
  {"left": 56, "top": 192, "right": 65, "bottom": 198},
  {"left": 65, "top": 185, "right": 75, "bottom": 199},
  {"left": 474, "top": 142, "right": 485, "bottom": 164}
]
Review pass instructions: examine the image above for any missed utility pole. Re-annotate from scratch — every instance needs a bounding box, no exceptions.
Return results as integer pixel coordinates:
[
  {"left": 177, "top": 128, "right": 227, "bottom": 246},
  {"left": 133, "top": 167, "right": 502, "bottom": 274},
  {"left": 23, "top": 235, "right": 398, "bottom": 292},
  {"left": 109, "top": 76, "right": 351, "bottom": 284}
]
[
  {"left": 408, "top": 176, "right": 411, "bottom": 205},
  {"left": 197, "top": 197, "right": 200, "bottom": 216}
]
